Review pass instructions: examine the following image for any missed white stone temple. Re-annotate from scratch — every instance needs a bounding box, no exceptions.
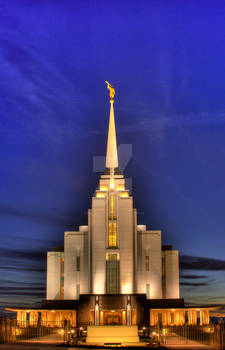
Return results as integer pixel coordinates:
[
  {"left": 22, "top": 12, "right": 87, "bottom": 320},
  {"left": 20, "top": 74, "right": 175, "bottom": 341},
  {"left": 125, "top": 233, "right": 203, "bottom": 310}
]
[{"left": 46, "top": 83, "right": 180, "bottom": 303}]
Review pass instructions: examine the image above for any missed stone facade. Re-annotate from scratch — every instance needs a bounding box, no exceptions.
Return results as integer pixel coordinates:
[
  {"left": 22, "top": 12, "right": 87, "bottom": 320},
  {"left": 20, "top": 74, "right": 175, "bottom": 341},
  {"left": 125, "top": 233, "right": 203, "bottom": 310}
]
[{"left": 46, "top": 96, "right": 180, "bottom": 304}]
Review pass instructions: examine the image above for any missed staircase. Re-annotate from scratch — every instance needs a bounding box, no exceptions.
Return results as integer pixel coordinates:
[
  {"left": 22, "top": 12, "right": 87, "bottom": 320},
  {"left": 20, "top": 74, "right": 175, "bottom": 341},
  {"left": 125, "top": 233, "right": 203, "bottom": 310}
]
[{"left": 86, "top": 325, "right": 139, "bottom": 345}]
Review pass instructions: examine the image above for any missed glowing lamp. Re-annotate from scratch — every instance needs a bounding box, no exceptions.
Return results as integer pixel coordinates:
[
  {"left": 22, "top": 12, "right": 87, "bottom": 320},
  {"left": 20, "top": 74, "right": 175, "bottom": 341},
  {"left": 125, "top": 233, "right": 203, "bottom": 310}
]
[{"left": 96, "top": 192, "right": 105, "bottom": 198}]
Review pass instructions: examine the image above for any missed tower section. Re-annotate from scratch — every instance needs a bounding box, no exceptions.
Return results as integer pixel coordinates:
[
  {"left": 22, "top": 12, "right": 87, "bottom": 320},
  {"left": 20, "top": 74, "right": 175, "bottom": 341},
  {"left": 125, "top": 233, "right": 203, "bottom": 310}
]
[
  {"left": 90, "top": 174, "right": 135, "bottom": 295},
  {"left": 90, "top": 84, "right": 135, "bottom": 295}
]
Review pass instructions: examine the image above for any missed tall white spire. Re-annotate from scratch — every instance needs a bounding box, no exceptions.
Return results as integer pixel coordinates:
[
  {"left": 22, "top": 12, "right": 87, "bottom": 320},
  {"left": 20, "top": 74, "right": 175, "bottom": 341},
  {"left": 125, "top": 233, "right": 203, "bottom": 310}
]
[{"left": 105, "top": 82, "right": 119, "bottom": 169}]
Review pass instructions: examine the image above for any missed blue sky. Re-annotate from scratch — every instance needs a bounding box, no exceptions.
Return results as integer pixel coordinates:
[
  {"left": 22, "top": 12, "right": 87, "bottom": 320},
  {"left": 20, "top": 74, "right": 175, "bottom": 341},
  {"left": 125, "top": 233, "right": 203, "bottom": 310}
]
[{"left": 1, "top": 0, "right": 225, "bottom": 312}]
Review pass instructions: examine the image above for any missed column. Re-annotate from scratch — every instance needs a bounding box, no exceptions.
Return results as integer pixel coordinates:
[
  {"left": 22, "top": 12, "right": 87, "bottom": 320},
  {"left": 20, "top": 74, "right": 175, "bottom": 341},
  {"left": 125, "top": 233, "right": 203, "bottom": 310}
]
[
  {"left": 200, "top": 310, "right": 206, "bottom": 325},
  {"left": 150, "top": 311, "right": 154, "bottom": 326},
  {"left": 95, "top": 296, "right": 99, "bottom": 326},
  {"left": 17, "top": 311, "right": 21, "bottom": 326},
  {"left": 180, "top": 311, "right": 185, "bottom": 325},
  {"left": 126, "top": 296, "right": 131, "bottom": 325},
  {"left": 100, "top": 311, "right": 104, "bottom": 325},
  {"left": 166, "top": 311, "right": 170, "bottom": 326},
  {"left": 188, "top": 311, "right": 192, "bottom": 325},
  {"left": 162, "top": 311, "right": 167, "bottom": 326},
  {"left": 192, "top": 310, "right": 197, "bottom": 325},
  {"left": 205, "top": 310, "right": 210, "bottom": 324}
]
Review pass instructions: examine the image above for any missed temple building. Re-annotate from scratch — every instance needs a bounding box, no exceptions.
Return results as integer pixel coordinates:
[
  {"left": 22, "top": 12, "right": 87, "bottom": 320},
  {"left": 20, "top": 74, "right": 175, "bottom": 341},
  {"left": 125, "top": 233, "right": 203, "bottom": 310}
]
[{"left": 8, "top": 83, "right": 215, "bottom": 333}]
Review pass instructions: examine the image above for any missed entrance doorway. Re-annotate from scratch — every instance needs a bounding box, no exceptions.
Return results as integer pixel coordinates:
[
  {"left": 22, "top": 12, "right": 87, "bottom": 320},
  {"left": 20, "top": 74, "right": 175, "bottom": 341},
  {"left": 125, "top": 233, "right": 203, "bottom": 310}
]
[
  {"left": 99, "top": 310, "right": 127, "bottom": 325},
  {"left": 105, "top": 311, "right": 122, "bottom": 325}
]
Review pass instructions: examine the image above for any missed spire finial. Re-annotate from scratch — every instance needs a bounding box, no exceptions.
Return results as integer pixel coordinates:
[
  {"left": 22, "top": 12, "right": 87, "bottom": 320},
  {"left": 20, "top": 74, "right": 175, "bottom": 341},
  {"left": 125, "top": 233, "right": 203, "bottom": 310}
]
[
  {"left": 105, "top": 81, "right": 115, "bottom": 102},
  {"left": 105, "top": 81, "right": 119, "bottom": 171}
]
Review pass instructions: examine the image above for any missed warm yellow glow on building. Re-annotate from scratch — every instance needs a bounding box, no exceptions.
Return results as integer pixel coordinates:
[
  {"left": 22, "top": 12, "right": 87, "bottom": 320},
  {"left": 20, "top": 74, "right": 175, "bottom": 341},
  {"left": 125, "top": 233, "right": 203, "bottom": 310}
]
[
  {"left": 110, "top": 180, "right": 114, "bottom": 189},
  {"left": 117, "top": 185, "right": 125, "bottom": 191},
  {"left": 121, "top": 282, "right": 132, "bottom": 294},
  {"left": 120, "top": 191, "right": 129, "bottom": 198},
  {"left": 96, "top": 192, "right": 106, "bottom": 198},
  {"left": 100, "top": 186, "right": 108, "bottom": 191},
  {"left": 108, "top": 222, "right": 117, "bottom": 247},
  {"left": 110, "top": 194, "right": 114, "bottom": 219},
  {"left": 106, "top": 252, "right": 120, "bottom": 261}
]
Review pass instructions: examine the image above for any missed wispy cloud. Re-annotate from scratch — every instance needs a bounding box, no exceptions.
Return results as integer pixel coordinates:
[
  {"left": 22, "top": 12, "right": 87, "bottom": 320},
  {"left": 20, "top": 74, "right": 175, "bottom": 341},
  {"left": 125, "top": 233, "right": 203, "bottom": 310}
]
[
  {"left": 0, "top": 247, "right": 44, "bottom": 261},
  {"left": 180, "top": 274, "right": 208, "bottom": 279},
  {"left": 180, "top": 255, "right": 225, "bottom": 271},
  {"left": 180, "top": 282, "right": 210, "bottom": 287}
]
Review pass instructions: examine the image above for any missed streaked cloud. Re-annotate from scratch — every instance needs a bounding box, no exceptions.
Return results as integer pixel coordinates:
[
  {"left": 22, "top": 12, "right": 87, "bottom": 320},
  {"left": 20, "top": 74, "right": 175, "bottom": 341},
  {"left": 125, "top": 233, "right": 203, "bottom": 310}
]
[{"left": 180, "top": 255, "right": 225, "bottom": 271}]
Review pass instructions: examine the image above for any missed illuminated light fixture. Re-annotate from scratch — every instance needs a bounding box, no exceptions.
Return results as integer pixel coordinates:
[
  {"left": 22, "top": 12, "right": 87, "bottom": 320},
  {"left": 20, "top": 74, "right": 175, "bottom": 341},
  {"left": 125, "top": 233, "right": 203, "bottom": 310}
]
[
  {"left": 117, "top": 185, "right": 125, "bottom": 191},
  {"left": 120, "top": 192, "right": 129, "bottom": 198},
  {"left": 171, "top": 309, "right": 175, "bottom": 312},
  {"left": 100, "top": 186, "right": 108, "bottom": 191},
  {"left": 110, "top": 181, "right": 114, "bottom": 189},
  {"left": 96, "top": 192, "right": 105, "bottom": 198},
  {"left": 51, "top": 310, "right": 55, "bottom": 312},
  {"left": 106, "top": 252, "right": 120, "bottom": 261},
  {"left": 121, "top": 282, "right": 132, "bottom": 294},
  {"left": 26, "top": 310, "right": 30, "bottom": 313},
  {"left": 196, "top": 308, "right": 200, "bottom": 311}
]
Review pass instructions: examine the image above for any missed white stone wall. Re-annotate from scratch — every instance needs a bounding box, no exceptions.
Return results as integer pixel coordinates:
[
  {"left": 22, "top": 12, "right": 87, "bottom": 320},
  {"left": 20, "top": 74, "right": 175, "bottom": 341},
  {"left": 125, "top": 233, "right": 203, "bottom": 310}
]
[
  {"left": 137, "top": 230, "right": 162, "bottom": 299},
  {"left": 133, "top": 209, "right": 138, "bottom": 293},
  {"left": 64, "top": 231, "right": 89, "bottom": 299},
  {"left": 91, "top": 197, "right": 107, "bottom": 294},
  {"left": 164, "top": 250, "right": 180, "bottom": 298},
  {"left": 46, "top": 251, "right": 64, "bottom": 300},
  {"left": 118, "top": 196, "right": 134, "bottom": 294}
]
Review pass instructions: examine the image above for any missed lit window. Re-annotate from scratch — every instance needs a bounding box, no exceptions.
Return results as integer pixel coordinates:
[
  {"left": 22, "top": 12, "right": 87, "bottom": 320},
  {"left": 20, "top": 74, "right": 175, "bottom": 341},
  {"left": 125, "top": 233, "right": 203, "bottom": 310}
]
[
  {"left": 117, "top": 185, "right": 125, "bottom": 191},
  {"left": 110, "top": 194, "right": 114, "bottom": 219},
  {"left": 100, "top": 186, "right": 108, "bottom": 191},
  {"left": 120, "top": 192, "right": 129, "bottom": 198},
  {"left": 108, "top": 222, "right": 117, "bottom": 247},
  {"left": 76, "top": 256, "right": 80, "bottom": 271},
  {"left": 145, "top": 256, "right": 149, "bottom": 271},
  {"left": 96, "top": 192, "right": 105, "bottom": 198}
]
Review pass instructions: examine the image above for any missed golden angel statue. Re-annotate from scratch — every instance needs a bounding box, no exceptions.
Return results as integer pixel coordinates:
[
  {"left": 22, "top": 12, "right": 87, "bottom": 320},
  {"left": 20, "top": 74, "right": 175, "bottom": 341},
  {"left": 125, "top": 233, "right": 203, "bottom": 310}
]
[{"left": 105, "top": 81, "right": 115, "bottom": 101}]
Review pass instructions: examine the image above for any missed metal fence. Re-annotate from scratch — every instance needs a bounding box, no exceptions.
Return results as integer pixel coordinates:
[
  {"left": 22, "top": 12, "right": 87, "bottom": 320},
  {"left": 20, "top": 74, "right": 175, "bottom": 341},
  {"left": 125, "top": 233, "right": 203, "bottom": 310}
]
[
  {"left": 1, "top": 318, "right": 225, "bottom": 348},
  {"left": 0, "top": 319, "right": 65, "bottom": 344},
  {"left": 147, "top": 324, "right": 225, "bottom": 347}
]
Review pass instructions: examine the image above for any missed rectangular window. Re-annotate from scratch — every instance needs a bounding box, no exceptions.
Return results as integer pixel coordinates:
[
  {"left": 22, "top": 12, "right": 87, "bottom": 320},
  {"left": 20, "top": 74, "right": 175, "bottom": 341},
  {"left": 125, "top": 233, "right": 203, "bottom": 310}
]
[
  {"left": 76, "top": 284, "right": 80, "bottom": 299},
  {"left": 108, "top": 222, "right": 117, "bottom": 247},
  {"left": 61, "top": 258, "right": 64, "bottom": 299},
  {"left": 61, "top": 258, "right": 64, "bottom": 274},
  {"left": 145, "top": 256, "right": 149, "bottom": 271},
  {"left": 146, "top": 283, "right": 150, "bottom": 299},
  {"left": 106, "top": 253, "right": 120, "bottom": 293},
  {"left": 171, "top": 312, "right": 174, "bottom": 325},
  {"left": 76, "top": 256, "right": 80, "bottom": 271},
  {"left": 110, "top": 194, "right": 114, "bottom": 219}
]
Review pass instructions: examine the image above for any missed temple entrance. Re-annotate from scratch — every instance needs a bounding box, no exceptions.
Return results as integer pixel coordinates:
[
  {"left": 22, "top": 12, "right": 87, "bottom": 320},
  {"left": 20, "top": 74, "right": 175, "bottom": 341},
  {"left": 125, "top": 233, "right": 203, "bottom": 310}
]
[
  {"left": 105, "top": 311, "right": 122, "bottom": 325},
  {"left": 99, "top": 310, "right": 126, "bottom": 325}
]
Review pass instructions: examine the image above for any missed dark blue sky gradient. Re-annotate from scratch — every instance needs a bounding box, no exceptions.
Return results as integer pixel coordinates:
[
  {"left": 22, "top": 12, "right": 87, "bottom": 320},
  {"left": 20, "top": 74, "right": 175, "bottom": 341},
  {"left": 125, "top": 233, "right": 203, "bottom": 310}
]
[{"left": 1, "top": 0, "right": 225, "bottom": 312}]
